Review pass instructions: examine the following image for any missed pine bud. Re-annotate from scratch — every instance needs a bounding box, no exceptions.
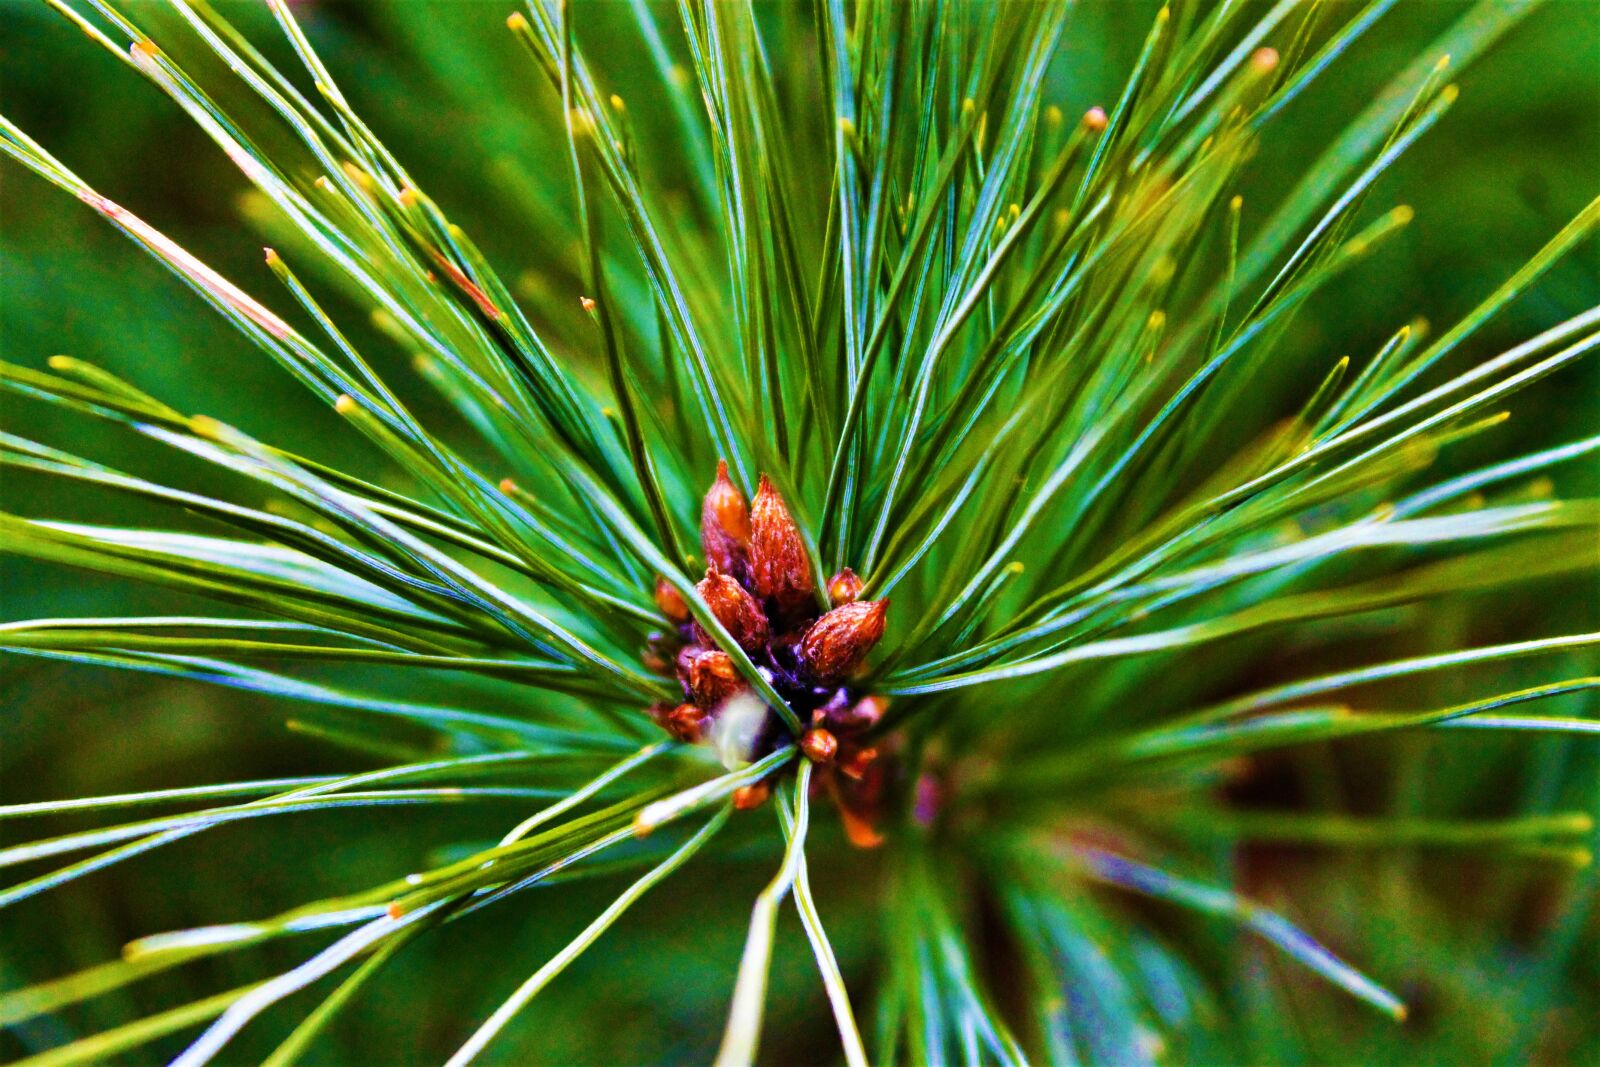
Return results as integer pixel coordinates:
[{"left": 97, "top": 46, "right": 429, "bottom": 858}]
[
  {"left": 695, "top": 566, "right": 770, "bottom": 651},
  {"left": 838, "top": 744, "right": 878, "bottom": 781},
  {"left": 654, "top": 576, "right": 690, "bottom": 622},
  {"left": 838, "top": 805, "right": 886, "bottom": 849},
  {"left": 684, "top": 648, "right": 744, "bottom": 709},
  {"left": 665, "top": 703, "right": 708, "bottom": 743},
  {"left": 801, "top": 727, "right": 838, "bottom": 764},
  {"left": 827, "top": 567, "right": 864, "bottom": 605},
  {"left": 701, "top": 460, "right": 750, "bottom": 577},
  {"left": 647, "top": 701, "right": 706, "bottom": 743},
  {"left": 813, "top": 690, "right": 886, "bottom": 735},
  {"left": 641, "top": 642, "right": 672, "bottom": 676},
  {"left": 830, "top": 769, "right": 887, "bottom": 849},
  {"left": 674, "top": 644, "right": 701, "bottom": 680},
  {"left": 798, "top": 600, "right": 888, "bottom": 683},
  {"left": 750, "top": 474, "right": 815, "bottom": 616},
  {"left": 842, "top": 694, "right": 888, "bottom": 733},
  {"left": 732, "top": 781, "right": 771, "bottom": 810}
]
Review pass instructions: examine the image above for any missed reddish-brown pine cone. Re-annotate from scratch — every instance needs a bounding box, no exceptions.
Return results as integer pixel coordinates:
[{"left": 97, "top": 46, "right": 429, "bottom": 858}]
[
  {"left": 749, "top": 474, "right": 815, "bottom": 617},
  {"left": 798, "top": 599, "right": 888, "bottom": 684},
  {"left": 654, "top": 576, "right": 690, "bottom": 622},
  {"left": 695, "top": 565, "right": 770, "bottom": 652},
  {"left": 684, "top": 647, "right": 745, "bottom": 709},
  {"left": 827, "top": 567, "right": 864, "bottom": 605},
  {"left": 701, "top": 460, "right": 751, "bottom": 576}
]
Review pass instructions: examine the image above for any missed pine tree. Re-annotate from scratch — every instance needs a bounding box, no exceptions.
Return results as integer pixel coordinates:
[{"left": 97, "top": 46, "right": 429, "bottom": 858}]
[{"left": 2, "top": 1, "right": 1597, "bottom": 1063}]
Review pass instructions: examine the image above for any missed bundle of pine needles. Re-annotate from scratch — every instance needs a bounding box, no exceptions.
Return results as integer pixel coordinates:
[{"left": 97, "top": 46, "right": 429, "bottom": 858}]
[{"left": 2, "top": 0, "right": 1597, "bottom": 1063}]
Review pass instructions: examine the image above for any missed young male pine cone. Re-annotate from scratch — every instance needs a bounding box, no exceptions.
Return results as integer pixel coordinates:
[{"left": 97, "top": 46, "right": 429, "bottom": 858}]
[
  {"left": 645, "top": 464, "right": 892, "bottom": 843},
  {"left": 798, "top": 600, "right": 890, "bottom": 684},
  {"left": 649, "top": 466, "right": 888, "bottom": 729}
]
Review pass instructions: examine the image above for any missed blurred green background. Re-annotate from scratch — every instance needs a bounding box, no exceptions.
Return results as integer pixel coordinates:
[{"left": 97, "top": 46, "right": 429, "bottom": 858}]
[{"left": 2, "top": 1, "right": 1597, "bottom": 1063}]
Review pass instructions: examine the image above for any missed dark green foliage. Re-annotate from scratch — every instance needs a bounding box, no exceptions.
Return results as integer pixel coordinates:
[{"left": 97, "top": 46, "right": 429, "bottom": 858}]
[{"left": 1, "top": 1, "right": 1597, "bottom": 1063}]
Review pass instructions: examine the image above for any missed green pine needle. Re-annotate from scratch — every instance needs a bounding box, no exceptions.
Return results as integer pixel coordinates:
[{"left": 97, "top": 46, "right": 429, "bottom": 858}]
[{"left": 2, "top": 0, "right": 1596, "bottom": 1062}]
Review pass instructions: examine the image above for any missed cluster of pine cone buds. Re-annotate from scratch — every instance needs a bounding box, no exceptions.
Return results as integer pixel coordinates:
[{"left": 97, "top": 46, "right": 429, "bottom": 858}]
[{"left": 645, "top": 463, "right": 892, "bottom": 846}]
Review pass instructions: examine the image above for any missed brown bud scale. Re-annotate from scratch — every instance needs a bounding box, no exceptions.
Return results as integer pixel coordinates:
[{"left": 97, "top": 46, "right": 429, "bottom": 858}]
[
  {"left": 838, "top": 745, "right": 878, "bottom": 781},
  {"left": 654, "top": 576, "right": 690, "bottom": 622},
  {"left": 821, "top": 693, "right": 887, "bottom": 736},
  {"left": 664, "top": 703, "right": 708, "bottom": 744},
  {"left": 733, "top": 781, "right": 771, "bottom": 810},
  {"left": 838, "top": 804, "right": 886, "bottom": 849}
]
